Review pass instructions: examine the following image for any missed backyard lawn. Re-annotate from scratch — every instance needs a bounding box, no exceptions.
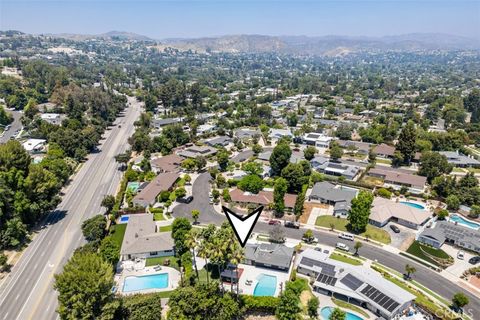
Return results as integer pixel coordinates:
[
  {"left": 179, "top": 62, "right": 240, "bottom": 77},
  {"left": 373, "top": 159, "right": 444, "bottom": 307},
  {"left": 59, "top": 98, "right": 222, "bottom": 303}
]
[
  {"left": 145, "top": 255, "right": 180, "bottom": 269},
  {"left": 109, "top": 223, "right": 127, "bottom": 247},
  {"left": 330, "top": 252, "right": 363, "bottom": 266},
  {"left": 315, "top": 216, "right": 391, "bottom": 244}
]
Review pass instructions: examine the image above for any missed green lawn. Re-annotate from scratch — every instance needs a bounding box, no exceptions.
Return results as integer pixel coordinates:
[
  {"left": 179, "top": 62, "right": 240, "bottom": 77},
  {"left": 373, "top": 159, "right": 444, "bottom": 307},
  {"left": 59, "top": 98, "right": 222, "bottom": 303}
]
[
  {"left": 406, "top": 241, "right": 452, "bottom": 267},
  {"left": 331, "top": 297, "right": 369, "bottom": 318},
  {"left": 330, "top": 253, "right": 363, "bottom": 266},
  {"left": 145, "top": 255, "right": 180, "bottom": 269},
  {"left": 159, "top": 225, "right": 172, "bottom": 232},
  {"left": 376, "top": 158, "right": 392, "bottom": 164},
  {"left": 315, "top": 216, "right": 391, "bottom": 244},
  {"left": 153, "top": 211, "right": 165, "bottom": 221},
  {"left": 109, "top": 224, "right": 127, "bottom": 247}
]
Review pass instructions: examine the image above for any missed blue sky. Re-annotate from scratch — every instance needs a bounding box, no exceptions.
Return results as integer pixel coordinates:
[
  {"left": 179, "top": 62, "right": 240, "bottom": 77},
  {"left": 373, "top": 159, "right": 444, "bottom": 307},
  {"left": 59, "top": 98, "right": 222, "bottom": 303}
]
[{"left": 1, "top": 0, "right": 479, "bottom": 39}]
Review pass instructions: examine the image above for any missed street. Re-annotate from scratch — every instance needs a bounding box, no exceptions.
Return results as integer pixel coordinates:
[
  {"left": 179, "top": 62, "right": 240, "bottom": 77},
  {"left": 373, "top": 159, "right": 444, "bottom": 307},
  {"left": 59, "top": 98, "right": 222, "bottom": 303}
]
[
  {"left": 0, "top": 96, "right": 142, "bottom": 320},
  {"left": 173, "top": 172, "right": 480, "bottom": 314},
  {"left": 0, "top": 110, "right": 22, "bottom": 143}
]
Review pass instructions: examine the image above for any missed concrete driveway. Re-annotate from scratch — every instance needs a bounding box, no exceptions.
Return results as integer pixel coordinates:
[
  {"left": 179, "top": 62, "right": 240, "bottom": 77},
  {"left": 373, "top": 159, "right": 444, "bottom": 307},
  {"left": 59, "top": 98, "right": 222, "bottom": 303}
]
[
  {"left": 383, "top": 222, "right": 416, "bottom": 251},
  {"left": 443, "top": 244, "right": 477, "bottom": 277}
]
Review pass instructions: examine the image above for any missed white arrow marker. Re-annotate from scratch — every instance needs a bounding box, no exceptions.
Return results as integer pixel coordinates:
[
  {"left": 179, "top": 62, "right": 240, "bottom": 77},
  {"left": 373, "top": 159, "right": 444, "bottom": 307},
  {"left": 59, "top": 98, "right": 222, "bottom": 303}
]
[{"left": 222, "top": 206, "right": 263, "bottom": 247}]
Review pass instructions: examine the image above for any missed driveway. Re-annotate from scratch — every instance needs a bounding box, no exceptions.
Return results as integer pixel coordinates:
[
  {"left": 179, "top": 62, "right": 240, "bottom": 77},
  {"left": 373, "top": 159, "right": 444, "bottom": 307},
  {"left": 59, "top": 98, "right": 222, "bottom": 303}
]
[{"left": 384, "top": 222, "right": 416, "bottom": 250}]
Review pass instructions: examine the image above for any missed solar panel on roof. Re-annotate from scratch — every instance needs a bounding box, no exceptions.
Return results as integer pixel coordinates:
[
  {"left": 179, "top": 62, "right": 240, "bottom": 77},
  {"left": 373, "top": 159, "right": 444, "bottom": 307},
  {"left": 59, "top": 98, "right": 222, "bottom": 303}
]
[
  {"left": 360, "top": 285, "right": 400, "bottom": 313},
  {"left": 316, "top": 273, "right": 337, "bottom": 286},
  {"left": 340, "top": 273, "right": 364, "bottom": 291},
  {"left": 300, "top": 257, "right": 336, "bottom": 276}
]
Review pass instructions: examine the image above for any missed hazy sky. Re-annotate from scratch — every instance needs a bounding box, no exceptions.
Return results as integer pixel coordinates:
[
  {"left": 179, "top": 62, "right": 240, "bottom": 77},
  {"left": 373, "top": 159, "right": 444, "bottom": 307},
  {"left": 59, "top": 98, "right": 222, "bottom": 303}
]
[{"left": 1, "top": 0, "right": 479, "bottom": 39}]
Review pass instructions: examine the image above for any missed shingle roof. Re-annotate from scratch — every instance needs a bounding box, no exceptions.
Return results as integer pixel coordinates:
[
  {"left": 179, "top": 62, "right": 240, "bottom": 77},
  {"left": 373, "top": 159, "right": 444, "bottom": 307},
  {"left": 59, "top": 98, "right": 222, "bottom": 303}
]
[
  {"left": 150, "top": 154, "right": 183, "bottom": 172},
  {"left": 368, "top": 167, "right": 426, "bottom": 189},
  {"left": 245, "top": 243, "right": 294, "bottom": 269},
  {"left": 132, "top": 172, "right": 179, "bottom": 206},
  {"left": 369, "top": 197, "right": 431, "bottom": 225},
  {"left": 309, "top": 182, "right": 357, "bottom": 204}
]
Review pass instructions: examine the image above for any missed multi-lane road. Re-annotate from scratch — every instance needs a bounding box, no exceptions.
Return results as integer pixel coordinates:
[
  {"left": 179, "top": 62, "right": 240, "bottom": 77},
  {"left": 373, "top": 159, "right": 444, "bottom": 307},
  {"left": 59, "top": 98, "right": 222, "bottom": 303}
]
[
  {"left": 0, "top": 96, "right": 141, "bottom": 320},
  {"left": 0, "top": 110, "right": 22, "bottom": 143},
  {"left": 173, "top": 172, "right": 480, "bottom": 315}
]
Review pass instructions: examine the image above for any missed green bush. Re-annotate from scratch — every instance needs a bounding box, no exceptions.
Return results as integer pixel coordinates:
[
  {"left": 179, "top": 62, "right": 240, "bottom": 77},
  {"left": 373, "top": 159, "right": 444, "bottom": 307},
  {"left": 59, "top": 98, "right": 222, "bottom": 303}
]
[
  {"left": 376, "top": 188, "right": 392, "bottom": 199},
  {"left": 240, "top": 295, "right": 279, "bottom": 313}
]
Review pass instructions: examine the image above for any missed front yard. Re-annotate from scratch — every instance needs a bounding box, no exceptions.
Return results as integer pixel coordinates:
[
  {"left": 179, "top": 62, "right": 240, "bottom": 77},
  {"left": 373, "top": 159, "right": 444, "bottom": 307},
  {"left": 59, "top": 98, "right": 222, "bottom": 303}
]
[
  {"left": 315, "top": 216, "right": 391, "bottom": 244},
  {"left": 406, "top": 241, "right": 453, "bottom": 268},
  {"left": 330, "top": 252, "right": 363, "bottom": 266}
]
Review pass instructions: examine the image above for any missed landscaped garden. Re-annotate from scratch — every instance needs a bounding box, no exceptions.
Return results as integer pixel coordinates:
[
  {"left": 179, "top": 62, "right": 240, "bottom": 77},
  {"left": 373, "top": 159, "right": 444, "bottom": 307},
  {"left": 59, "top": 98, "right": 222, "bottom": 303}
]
[
  {"left": 315, "top": 216, "right": 391, "bottom": 244},
  {"left": 406, "top": 241, "right": 453, "bottom": 268},
  {"left": 330, "top": 252, "right": 363, "bottom": 266}
]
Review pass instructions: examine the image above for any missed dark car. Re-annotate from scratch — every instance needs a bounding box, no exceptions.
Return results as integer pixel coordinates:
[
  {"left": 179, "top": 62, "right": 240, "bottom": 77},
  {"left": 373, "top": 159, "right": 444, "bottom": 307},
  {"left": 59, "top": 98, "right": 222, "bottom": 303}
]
[
  {"left": 268, "top": 220, "right": 281, "bottom": 225},
  {"left": 469, "top": 256, "right": 480, "bottom": 265},
  {"left": 390, "top": 225, "right": 401, "bottom": 233},
  {"left": 179, "top": 196, "right": 193, "bottom": 203},
  {"left": 284, "top": 221, "right": 300, "bottom": 229}
]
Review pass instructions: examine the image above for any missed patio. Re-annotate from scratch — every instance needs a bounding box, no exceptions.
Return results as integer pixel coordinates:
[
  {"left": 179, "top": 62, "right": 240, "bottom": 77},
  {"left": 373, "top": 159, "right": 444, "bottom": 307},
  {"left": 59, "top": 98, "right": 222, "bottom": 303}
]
[{"left": 236, "top": 264, "right": 290, "bottom": 297}]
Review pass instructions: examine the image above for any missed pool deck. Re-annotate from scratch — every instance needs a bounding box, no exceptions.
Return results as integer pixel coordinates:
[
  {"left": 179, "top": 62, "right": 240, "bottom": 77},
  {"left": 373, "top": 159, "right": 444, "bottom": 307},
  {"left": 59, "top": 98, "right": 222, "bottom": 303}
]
[
  {"left": 236, "top": 263, "right": 291, "bottom": 297},
  {"left": 115, "top": 263, "right": 181, "bottom": 295}
]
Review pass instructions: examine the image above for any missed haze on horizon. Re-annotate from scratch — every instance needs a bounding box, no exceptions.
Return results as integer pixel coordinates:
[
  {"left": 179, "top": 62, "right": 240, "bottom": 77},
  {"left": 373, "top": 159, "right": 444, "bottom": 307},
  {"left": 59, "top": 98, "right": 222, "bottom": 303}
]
[{"left": 0, "top": 0, "right": 479, "bottom": 40}]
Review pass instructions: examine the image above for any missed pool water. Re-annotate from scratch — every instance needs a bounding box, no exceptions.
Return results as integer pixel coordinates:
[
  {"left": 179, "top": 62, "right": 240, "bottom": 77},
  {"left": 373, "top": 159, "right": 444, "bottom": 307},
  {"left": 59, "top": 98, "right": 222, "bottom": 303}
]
[
  {"left": 321, "top": 307, "right": 363, "bottom": 320},
  {"left": 449, "top": 215, "right": 480, "bottom": 229},
  {"left": 400, "top": 201, "right": 425, "bottom": 210},
  {"left": 123, "top": 273, "right": 168, "bottom": 292},
  {"left": 253, "top": 274, "right": 277, "bottom": 296}
]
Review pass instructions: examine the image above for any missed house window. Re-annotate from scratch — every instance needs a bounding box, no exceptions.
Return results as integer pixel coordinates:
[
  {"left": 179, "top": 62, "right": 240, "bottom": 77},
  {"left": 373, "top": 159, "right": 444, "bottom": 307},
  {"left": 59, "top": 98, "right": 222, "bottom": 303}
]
[{"left": 150, "top": 252, "right": 158, "bottom": 256}]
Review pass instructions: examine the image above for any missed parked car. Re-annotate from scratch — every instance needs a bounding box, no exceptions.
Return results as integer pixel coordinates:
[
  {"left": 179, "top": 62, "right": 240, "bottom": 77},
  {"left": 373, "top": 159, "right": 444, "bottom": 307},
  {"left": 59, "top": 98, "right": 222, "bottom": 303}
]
[
  {"left": 179, "top": 196, "right": 193, "bottom": 203},
  {"left": 457, "top": 250, "right": 465, "bottom": 260},
  {"left": 284, "top": 221, "right": 300, "bottom": 229},
  {"left": 302, "top": 236, "right": 319, "bottom": 244},
  {"left": 468, "top": 256, "right": 480, "bottom": 265},
  {"left": 268, "top": 219, "right": 281, "bottom": 225},
  {"left": 338, "top": 233, "right": 354, "bottom": 241},
  {"left": 390, "top": 225, "right": 401, "bottom": 233},
  {"left": 336, "top": 242, "right": 350, "bottom": 251}
]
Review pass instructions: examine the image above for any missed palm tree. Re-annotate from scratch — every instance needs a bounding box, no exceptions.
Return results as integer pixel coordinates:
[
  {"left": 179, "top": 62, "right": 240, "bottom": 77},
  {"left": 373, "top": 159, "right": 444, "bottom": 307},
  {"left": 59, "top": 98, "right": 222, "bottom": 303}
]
[
  {"left": 353, "top": 241, "right": 362, "bottom": 256},
  {"left": 228, "top": 243, "right": 244, "bottom": 297},
  {"left": 197, "top": 240, "right": 211, "bottom": 284},
  {"left": 210, "top": 238, "right": 226, "bottom": 292},
  {"left": 185, "top": 229, "right": 199, "bottom": 279},
  {"left": 405, "top": 264, "right": 416, "bottom": 280}
]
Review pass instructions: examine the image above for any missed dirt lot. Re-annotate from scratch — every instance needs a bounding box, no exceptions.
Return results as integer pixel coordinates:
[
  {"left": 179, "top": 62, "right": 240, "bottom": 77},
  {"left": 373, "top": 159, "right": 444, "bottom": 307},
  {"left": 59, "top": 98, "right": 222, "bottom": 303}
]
[{"left": 299, "top": 202, "right": 329, "bottom": 224}]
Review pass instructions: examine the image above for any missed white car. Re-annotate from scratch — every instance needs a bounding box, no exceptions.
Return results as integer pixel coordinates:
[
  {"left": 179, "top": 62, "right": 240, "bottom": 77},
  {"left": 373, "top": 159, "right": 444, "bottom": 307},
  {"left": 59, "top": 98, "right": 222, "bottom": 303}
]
[
  {"left": 339, "top": 233, "right": 355, "bottom": 241},
  {"left": 457, "top": 250, "right": 465, "bottom": 260},
  {"left": 336, "top": 242, "right": 350, "bottom": 251},
  {"left": 302, "top": 236, "right": 319, "bottom": 244}
]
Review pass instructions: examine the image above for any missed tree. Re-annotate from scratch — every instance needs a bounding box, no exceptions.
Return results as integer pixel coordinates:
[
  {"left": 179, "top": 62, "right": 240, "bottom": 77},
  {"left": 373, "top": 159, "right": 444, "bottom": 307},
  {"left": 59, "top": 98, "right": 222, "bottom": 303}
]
[
  {"left": 281, "top": 163, "right": 307, "bottom": 193},
  {"left": 347, "top": 191, "right": 374, "bottom": 233},
  {"left": 329, "top": 141, "right": 343, "bottom": 161},
  {"left": 419, "top": 152, "right": 452, "bottom": 182},
  {"left": 446, "top": 195, "right": 460, "bottom": 211},
  {"left": 404, "top": 264, "right": 416, "bottom": 280},
  {"left": 270, "top": 142, "right": 292, "bottom": 176},
  {"left": 0, "top": 252, "right": 9, "bottom": 272},
  {"left": 238, "top": 174, "right": 264, "bottom": 194},
  {"left": 1, "top": 218, "right": 28, "bottom": 248},
  {"left": 54, "top": 252, "right": 116, "bottom": 320},
  {"left": 191, "top": 209, "right": 200, "bottom": 224},
  {"left": 175, "top": 187, "right": 187, "bottom": 198},
  {"left": 391, "top": 151, "right": 404, "bottom": 167},
  {"left": 181, "top": 158, "right": 196, "bottom": 171},
  {"left": 195, "top": 156, "right": 207, "bottom": 172},
  {"left": 273, "top": 177, "right": 288, "bottom": 215},
  {"left": 101, "top": 195, "right": 116, "bottom": 212},
  {"left": 303, "top": 146, "right": 317, "bottom": 161},
  {"left": 294, "top": 184, "right": 308, "bottom": 217},
  {"left": 368, "top": 148, "right": 377, "bottom": 164},
  {"left": 184, "top": 174, "right": 191, "bottom": 185},
  {"left": 452, "top": 292, "right": 469, "bottom": 309},
  {"left": 252, "top": 143, "right": 263, "bottom": 155},
  {"left": 172, "top": 218, "right": 192, "bottom": 257},
  {"left": 275, "top": 288, "right": 301, "bottom": 320},
  {"left": 269, "top": 225, "right": 285, "bottom": 243},
  {"left": 121, "top": 293, "right": 163, "bottom": 320},
  {"left": 329, "top": 307, "right": 346, "bottom": 320},
  {"left": 216, "top": 149, "right": 230, "bottom": 172},
  {"left": 469, "top": 205, "right": 480, "bottom": 218},
  {"left": 303, "top": 229, "right": 314, "bottom": 241},
  {"left": 242, "top": 161, "right": 262, "bottom": 176},
  {"left": 396, "top": 120, "right": 416, "bottom": 164},
  {"left": 376, "top": 188, "right": 392, "bottom": 199},
  {"left": 98, "top": 236, "right": 120, "bottom": 266},
  {"left": 437, "top": 209, "right": 449, "bottom": 220},
  {"left": 81, "top": 215, "right": 106, "bottom": 244},
  {"left": 353, "top": 241, "right": 362, "bottom": 256},
  {"left": 185, "top": 229, "right": 200, "bottom": 279},
  {"left": 307, "top": 297, "right": 319, "bottom": 319}
]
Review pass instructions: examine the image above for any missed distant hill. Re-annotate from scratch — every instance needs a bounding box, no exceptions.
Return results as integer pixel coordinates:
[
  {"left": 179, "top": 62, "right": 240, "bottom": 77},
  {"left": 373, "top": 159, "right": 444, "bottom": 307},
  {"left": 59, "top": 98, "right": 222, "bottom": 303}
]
[{"left": 46, "top": 31, "right": 153, "bottom": 41}]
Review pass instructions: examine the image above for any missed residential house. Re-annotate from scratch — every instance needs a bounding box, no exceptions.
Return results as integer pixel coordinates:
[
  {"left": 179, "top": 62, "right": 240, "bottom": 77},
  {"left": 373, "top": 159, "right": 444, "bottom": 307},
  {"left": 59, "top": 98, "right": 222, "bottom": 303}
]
[
  {"left": 22, "top": 139, "right": 46, "bottom": 153},
  {"left": 40, "top": 113, "right": 65, "bottom": 125},
  {"left": 152, "top": 117, "right": 182, "bottom": 129},
  {"left": 132, "top": 172, "right": 179, "bottom": 207},
  {"left": 308, "top": 182, "right": 357, "bottom": 216},
  {"left": 120, "top": 214, "right": 174, "bottom": 261},
  {"left": 197, "top": 124, "right": 216, "bottom": 135},
  {"left": 177, "top": 145, "right": 217, "bottom": 159},
  {"left": 373, "top": 144, "right": 395, "bottom": 158},
  {"left": 296, "top": 249, "right": 415, "bottom": 319},
  {"left": 244, "top": 243, "right": 294, "bottom": 271},
  {"left": 203, "top": 135, "right": 232, "bottom": 148},
  {"left": 418, "top": 221, "right": 480, "bottom": 253},
  {"left": 301, "top": 132, "right": 333, "bottom": 148},
  {"left": 234, "top": 128, "right": 261, "bottom": 141},
  {"left": 367, "top": 167, "right": 427, "bottom": 194},
  {"left": 268, "top": 128, "right": 293, "bottom": 140},
  {"left": 310, "top": 156, "right": 361, "bottom": 180},
  {"left": 438, "top": 151, "right": 480, "bottom": 168},
  {"left": 368, "top": 197, "right": 431, "bottom": 229},
  {"left": 229, "top": 188, "right": 297, "bottom": 211},
  {"left": 337, "top": 140, "right": 372, "bottom": 155},
  {"left": 150, "top": 154, "right": 183, "bottom": 173}
]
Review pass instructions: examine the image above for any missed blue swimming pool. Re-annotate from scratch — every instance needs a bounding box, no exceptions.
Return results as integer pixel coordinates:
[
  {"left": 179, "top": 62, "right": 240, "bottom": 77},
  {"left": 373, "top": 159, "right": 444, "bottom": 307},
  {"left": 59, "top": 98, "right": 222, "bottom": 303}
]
[
  {"left": 120, "top": 215, "right": 130, "bottom": 223},
  {"left": 400, "top": 201, "right": 425, "bottom": 210},
  {"left": 321, "top": 307, "right": 363, "bottom": 320},
  {"left": 123, "top": 273, "right": 168, "bottom": 292},
  {"left": 253, "top": 274, "right": 277, "bottom": 296},
  {"left": 449, "top": 215, "right": 480, "bottom": 230}
]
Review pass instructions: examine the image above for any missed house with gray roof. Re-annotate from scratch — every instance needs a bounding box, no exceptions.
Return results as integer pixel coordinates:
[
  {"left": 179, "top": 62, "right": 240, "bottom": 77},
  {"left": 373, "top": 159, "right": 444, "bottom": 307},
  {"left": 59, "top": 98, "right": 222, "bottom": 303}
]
[
  {"left": 203, "top": 135, "right": 232, "bottom": 147},
  {"left": 310, "top": 156, "right": 361, "bottom": 180},
  {"left": 308, "top": 182, "right": 358, "bottom": 216},
  {"left": 177, "top": 145, "right": 217, "bottom": 159},
  {"left": 418, "top": 220, "right": 480, "bottom": 253},
  {"left": 152, "top": 117, "right": 182, "bottom": 129},
  {"left": 438, "top": 151, "right": 480, "bottom": 168},
  {"left": 296, "top": 249, "right": 415, "bottom": 319},
  {"left": 244, "top": 243, "right": 294, "bottom": 271},
  {"left": 120, "top": 214, "right": 175, "bottom": 261},
  {"left": 234, "top": 128, "right": 261, "bottom": 141}
]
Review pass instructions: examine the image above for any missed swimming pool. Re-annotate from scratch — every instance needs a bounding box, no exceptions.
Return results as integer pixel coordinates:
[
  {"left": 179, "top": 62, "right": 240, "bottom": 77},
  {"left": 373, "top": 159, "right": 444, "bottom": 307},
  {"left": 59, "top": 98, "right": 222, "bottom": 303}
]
[
  {"left": 119, "top": 215, "right": 130, "bottom": 223},
  {"left": 449, "top": 215, "right": 480, "bottom": 230},
  {"left": 400, "top": 201, "right": 425, "bottom": 210},
  {"left": 123, "top": 273, "right": 169, "bottom": 292},
  {"left": 253, "top": 274, "right": 277, "bottom": 296},
  {"left": 321, "top": 307, "right": 363, "bottom": 320}
]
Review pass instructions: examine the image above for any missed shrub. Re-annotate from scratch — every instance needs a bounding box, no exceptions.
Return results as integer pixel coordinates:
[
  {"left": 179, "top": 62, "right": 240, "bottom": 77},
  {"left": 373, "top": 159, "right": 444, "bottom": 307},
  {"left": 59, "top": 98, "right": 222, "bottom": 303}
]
[
  {"left": 241, "top": 295, "right": 279, "bottom": 313},
  {"left": 376, "top": 188, "right": 392, "bottom": 199}
]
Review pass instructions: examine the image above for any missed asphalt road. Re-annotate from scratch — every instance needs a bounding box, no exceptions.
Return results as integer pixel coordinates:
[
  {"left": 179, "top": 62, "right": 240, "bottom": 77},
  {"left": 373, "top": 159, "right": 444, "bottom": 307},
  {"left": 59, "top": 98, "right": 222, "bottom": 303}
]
[
  {"left": 0, "top": 96, "right": 141, "bottom": 320},
  {"left": 173, "top": 172, "right": 480, "bottom": 315},
  {"left": 0, "top": 110, "right": 22, "bottom": 143}
]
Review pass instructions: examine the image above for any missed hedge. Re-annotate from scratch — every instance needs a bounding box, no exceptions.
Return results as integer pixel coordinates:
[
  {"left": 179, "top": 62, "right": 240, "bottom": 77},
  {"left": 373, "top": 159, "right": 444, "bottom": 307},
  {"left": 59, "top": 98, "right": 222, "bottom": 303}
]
[{"left": 240, "top": 295, "right": 279, "bottom": 313}]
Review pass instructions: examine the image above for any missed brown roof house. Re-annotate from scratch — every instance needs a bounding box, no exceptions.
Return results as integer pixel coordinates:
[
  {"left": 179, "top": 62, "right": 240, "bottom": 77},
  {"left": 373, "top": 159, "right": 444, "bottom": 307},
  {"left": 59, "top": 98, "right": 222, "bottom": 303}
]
[
  {"left": 132, "top": 172, "right": 179, "bottom": 207},
  {"left": 369, "top": 197, "right": 431, "bottom": 229},
  {"left": 373, "top": 144, "right": 395, "bottom": 158},
  {"left": 367, "top": 167, "right": 427, "bottom": 194},
  {"left": 229, "top": 188, "right": 297, "bottom": 210},
  {"left": 150, "top": 154, "right": 183, "bottom": 173},
  {"left": 120, "top": 214, "right": 174, "bottom": 261}
]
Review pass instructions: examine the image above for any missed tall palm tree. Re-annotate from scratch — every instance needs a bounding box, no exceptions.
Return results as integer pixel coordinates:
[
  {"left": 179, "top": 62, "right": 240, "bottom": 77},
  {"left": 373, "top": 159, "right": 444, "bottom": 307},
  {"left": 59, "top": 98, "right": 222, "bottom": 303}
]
[
  {"left": 185, "top": 229, "right": 199, "bottom": 279},
  {"left": 405, "top": 264, "right": 416, "bottom": 280},
  {"left": 197, "top": 240, "right": 211, "bottom": 284},
  {"left": 229, "top": 244, "right": 244, "bottom": 298},
  {"left": 211, "top": 237, "right": 227, "bottom": 292}
]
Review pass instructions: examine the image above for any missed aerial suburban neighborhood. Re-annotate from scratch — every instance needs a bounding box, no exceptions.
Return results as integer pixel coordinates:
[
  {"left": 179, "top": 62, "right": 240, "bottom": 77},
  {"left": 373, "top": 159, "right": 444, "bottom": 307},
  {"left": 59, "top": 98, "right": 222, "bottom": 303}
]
[{"left": 0, "top": 1, "right": 479, "bottom": 320}]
